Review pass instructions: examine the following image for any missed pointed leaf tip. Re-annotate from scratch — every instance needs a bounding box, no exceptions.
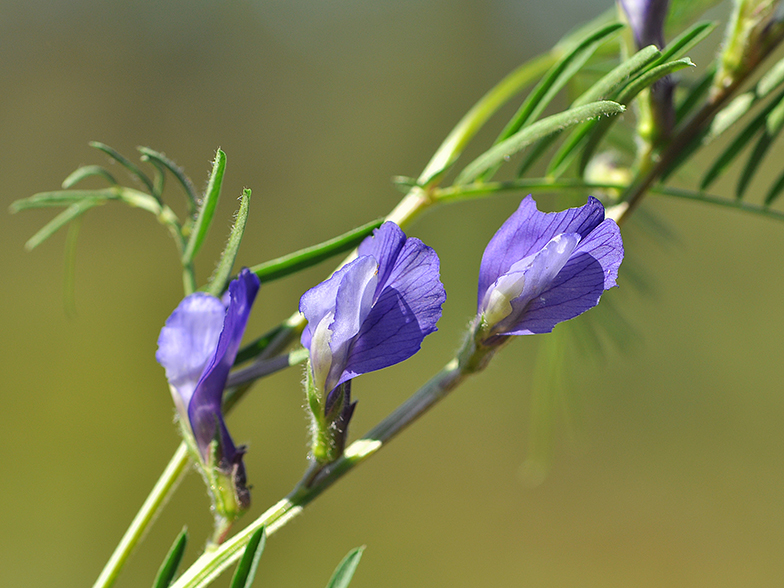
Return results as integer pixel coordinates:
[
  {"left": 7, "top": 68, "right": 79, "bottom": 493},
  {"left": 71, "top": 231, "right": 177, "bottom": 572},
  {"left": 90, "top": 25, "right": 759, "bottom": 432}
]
[
  {"left": 229, "top": 527, "right": 266, "bottom": 588},
  {"left": 325, "top": 546, "right": 365, "bottom": 588}
]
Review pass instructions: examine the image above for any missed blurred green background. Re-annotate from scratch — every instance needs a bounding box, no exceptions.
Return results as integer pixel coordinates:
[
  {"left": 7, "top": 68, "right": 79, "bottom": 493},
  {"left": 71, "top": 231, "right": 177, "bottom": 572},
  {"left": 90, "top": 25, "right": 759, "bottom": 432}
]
[{"left": 3, "top": 1, "right": 784, "bottom": 587}]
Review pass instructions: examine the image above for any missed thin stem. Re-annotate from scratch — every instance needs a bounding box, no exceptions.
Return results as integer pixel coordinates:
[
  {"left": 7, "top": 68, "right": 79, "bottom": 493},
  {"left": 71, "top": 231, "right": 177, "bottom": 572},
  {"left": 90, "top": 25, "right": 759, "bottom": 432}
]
[
  {"left": 91, "top": 443, "right": 190, "bottom": 588},
  {"left": 170, "top": 358, "right": 467, "bottom": 588}
]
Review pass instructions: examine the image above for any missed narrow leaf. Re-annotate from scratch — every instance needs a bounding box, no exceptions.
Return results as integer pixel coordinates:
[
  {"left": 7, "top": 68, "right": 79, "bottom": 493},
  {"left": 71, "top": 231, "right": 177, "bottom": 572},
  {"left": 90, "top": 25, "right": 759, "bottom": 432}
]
[
  {"left": 10, "top": 190, "right": 114, "bottom": 212},
  {"left": 457, "top": 101, "right": 625, "bottom": 185},
  {"left": 325, "top": 547, "right": 365, "bottom": 588},
  {"left": 764, "top": 166, "right": 784, "bottom": 205},
  {"left": 248, "top": 217, "right": 384, "bottom": 283},
  {"left": 573, "top": 45, "right": 661, "bottom": 107},
  {"left": 234, "top": 324, "right": 286, "bottom": 366},
  {"left": 229, "top": 527, "right": 266, "bottom": 588},
  {"left": 736, "top": 94, "right": 784, "bottom": 199},
  {"left": 654, "top": 21, "right": 716, "bottom": 65},
  {"left": 24, "top": 199, "right": 104, "bottom": 251},
  {"left": 205, "top": 188, "right": 251, "bottom": 297},
  {"left": 90, "top": 142, "right": 156, "bottom": 196},
  {"left": 706, "top": 92, "right": 755, "bottom": 140},
  {"left": 547, "top": 47, "right": 660, "bottom": 175},
  {"left": 675, "top": 62, "right": 717, "bottom": 124},
  {"left": 756, "top": 56, "right": 784, "bottom": 98},
  {"left": 182, "top": 149, "right": 226, "bottom": 266},
  {"left": 62, "top": 165, "right": 118, "bottom": 188},
  {"left": 139, "top": 147, "right": 199, "bottom": 214},
  {"left": 493, "top": 22, "right": 624, "bottom": 146},
  {"left": 579, "top": 59, "right": 695, "bottom": 174},
  {"left": 701, "top": 88, "right": 784, "bottom": 190},
  {"left": 153, "top": 528, "right": 188, "bottom": 588}
]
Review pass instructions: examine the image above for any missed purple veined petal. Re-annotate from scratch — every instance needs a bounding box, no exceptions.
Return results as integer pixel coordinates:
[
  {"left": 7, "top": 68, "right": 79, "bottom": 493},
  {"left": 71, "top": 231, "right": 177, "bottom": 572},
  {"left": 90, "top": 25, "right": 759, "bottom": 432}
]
[
  {"left": 356, "top": 221, "right": 406, "bottom": 299},
  {"left": 156, "top": 293, "right": 226, "bottom": 416},
  {"left": 338, "top": 232, "right": 446, "bottom": 384},
  {"left": 327, "top": 256, "right": 379, "bottom": 391},
  {"left": 482, "top": 232, "right": 581, "bottom": 332},
  {"left": 477, "top": 196, "right": 605, "bottom": 314},
  {"left": 499, "top": 218, "right": 623, "bottom": 335},
  {"left": 300, "top": 261, "right": 356, "bottom": 351},
  {"left": 187, "top": 268, "right": 260, "bottom": 462}
]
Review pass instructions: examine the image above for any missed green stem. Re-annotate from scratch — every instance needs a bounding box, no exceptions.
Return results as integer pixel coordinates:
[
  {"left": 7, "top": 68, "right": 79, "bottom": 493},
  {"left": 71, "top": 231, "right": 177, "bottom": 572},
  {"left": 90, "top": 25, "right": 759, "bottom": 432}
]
[
  {"left": 90, "top": 44, "right": 574, "bottom": 588},
  {"left": 91, "top": 443, "right": 190, "bottom": 588},
  {"left": 170, "top": 358, "right": 467, "bottom": 588}
]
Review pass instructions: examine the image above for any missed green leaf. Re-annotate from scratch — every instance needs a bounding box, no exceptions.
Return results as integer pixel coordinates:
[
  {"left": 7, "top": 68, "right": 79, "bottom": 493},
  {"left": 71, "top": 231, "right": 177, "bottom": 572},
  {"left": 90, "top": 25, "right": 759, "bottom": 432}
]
[
  {"left": 90, "top": 141, "right": 156, "bottom": 196},
  {"left": 756, "top": 55, "right": 784, "bottom": 99},
  {"left": 229, "top": 527, "right": 265, "bottom": 588},
  {"left": 61, "top": 165, "right": 118, "bottom": 188},
  {"left": 325, "top": 547, "right": 365, "bottom": 588},
  {"left": 545, "top": 46, "right": 661, "bottom": 176},
  {"left": 701, "top": 87, "right": 784, "bottom": 191},
  {"left": 654, "top": 21, "right": 716, "bottom": 65},
  {"left": 764, "top": 166, "right": 784, "bottom": 205},
  {"left": 205, "top": 188, "right": 251, "bottom": 297},
  {"left": 247, "top": 217, "right": 384, "bottom": 283},
  {"left": 456, "top": 101, "right": 625, "bottom": 185},
  {"left": 675, "top": 62, "right": 717, "bottom": 124},
  {"left": 182, "top": 149, "right": 226, "bottom": 266},
  {"left": 736, "top": 93, "right": 784, "bottom": 199},
  {"left": 152, "top": 528, "right": 188, "bottom": 588},
  {"left": 497, "top": 22, "right": 623, "bottom": 141},
  {"left": 574, "top": 45, "right": 661, "bottom": 107},
  {"left": 139, "top": 147, "right": 199, "bottom": 214},
  {"left": 417, "top": 51, "right": 557, "bottom": 186},
  {"left": 10, "top": 190, "right": 113, "bottom": 212},
  {"left": 706, "top": 91, "right": 755, "bottom": 140},
  {"left": 23, "top": 199, "right": 105, "bottom": 251},
  {"left": 579, "top": 59, "right": 695, "bottom": 174}
]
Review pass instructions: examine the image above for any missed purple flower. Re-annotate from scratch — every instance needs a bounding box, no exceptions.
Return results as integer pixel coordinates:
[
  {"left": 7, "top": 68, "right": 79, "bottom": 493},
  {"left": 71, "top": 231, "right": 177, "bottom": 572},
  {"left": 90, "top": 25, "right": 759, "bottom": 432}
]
[
  {"left": 301, "top": 221, "right": 445, "bottom": 397},
  {"left": 156, "top": 268, "right": 260, "bottom": 477},
  {"left": 476, "top": 196, "right": 623, "bottom": 340},
  {"left": 299, "top": 221, "right": 445, "bottom": 461}
]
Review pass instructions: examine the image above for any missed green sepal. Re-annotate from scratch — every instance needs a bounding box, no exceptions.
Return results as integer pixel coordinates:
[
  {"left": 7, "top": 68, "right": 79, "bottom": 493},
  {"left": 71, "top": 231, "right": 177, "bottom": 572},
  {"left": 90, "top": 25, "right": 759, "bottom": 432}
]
[
  {"left": 205, "top": 188, "right": 251, "bottom": 297},
  {"left": 61, "top": 165, "right": 118, "bottom": 188},
  {"left": 247, "top": 217, "right": 384, "bottom": 284},
  {"left": 324, "top": 547, "right": 365, "bottom": 588},
  {"left": 229, "top": 527, "right": 266, "bottom": 588},
  {"left": 152, "top": 527, "right": 188, "bottom": 588},
  {"left": 456, "top": 101, "right": 625, "bottom": 185},
  {"left": 90, "top": 141, "right": 156, "bottom": 197},
  {"left": 183, "top": 149, "right": 226, "bottom": 266}
]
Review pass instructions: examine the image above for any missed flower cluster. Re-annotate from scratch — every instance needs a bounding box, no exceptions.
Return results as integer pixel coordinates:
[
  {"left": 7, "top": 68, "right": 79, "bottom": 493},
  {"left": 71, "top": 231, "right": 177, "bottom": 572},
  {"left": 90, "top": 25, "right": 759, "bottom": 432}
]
[{"left": 155, "top": 197, "right": 622, "bottom": 503}]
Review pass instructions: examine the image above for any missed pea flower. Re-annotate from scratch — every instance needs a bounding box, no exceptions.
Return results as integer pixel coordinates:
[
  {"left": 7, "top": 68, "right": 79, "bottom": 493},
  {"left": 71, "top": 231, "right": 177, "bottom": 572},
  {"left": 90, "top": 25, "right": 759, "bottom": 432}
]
[
  {"left": 299, "top": 221, "right": 446, "bottom": 463},
  {"left": 156, "top": 268, "right": 260, "bottom": 523},
  {"left": 474, "top": 196, "right": 623, "bottom": 343}
]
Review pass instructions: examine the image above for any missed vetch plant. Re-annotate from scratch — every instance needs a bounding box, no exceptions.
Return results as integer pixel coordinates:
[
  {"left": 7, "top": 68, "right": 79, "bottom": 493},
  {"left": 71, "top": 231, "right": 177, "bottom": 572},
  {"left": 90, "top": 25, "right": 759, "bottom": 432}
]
[{"left": 10, "top": 0, "right": 784, "bottom": 586}]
